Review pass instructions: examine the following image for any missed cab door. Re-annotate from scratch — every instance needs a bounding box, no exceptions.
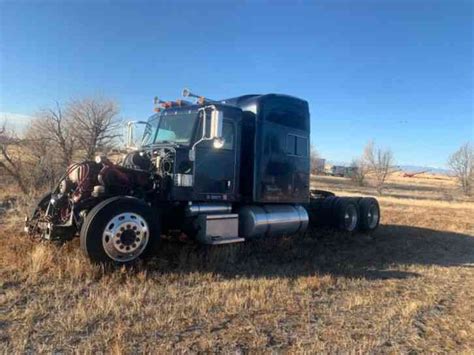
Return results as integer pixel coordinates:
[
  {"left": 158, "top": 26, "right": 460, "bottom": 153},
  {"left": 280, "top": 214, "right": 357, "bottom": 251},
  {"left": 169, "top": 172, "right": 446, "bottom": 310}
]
[{"left": 193, "top": 119, "right": 238, "bottom": 201}]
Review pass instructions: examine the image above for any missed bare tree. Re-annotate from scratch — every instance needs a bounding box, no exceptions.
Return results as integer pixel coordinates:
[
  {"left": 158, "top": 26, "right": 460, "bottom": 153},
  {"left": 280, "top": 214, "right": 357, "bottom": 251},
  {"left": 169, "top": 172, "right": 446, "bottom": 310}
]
[
  {"left": 310, "top": 145, "right": 325, "bottom": 175},
  {"left": 0, "top": 123, "right": 29, "bottom": 194},
  {"left": 23, "top": 123, "right": 63, "bottom": 191},
  {"left": 363, "top": 140, "right": 396, "bottom": 194},
  {"left": 350, "top": 158, "right": 368, "bottom": 186},
  {"left": 68, "top": 97, "right": 121, "bottom": 160},
  {"left": 28, "top": 102, "right": 76, "bottom": 167},
  {"left": 1, "top": 118, "right": 68, "bottom": 195},
  {"left": 448, "top": 142, "right": 473, "bottom": 196},
  {"left": 0, "top": 96, "right": 123, "bottom": 196}
]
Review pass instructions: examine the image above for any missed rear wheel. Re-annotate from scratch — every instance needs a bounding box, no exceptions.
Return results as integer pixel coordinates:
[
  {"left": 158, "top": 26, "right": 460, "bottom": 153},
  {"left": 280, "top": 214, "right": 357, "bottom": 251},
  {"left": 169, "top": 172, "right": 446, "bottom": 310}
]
[
  {"left": 334, "top": 197, "right": 359, "bottom": 232},
  {"left": 357, "top": 197, "right": 380, "bottom": 231},
  {"left": 80, "top": 197, "right": 160, "bottom": 264},
  {"left": 321, "top": 196, "right": 338, "bottom": 226}
]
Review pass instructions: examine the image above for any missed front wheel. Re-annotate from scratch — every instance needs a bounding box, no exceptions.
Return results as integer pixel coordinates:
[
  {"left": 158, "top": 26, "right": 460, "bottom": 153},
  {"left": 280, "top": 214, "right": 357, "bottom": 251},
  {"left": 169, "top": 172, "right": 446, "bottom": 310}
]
[
  {"left": 80, "top": 197, "right": 160, "bottom": 264},
  {"left": 26, "top": 192, "right": 52, "bottom": 236}
]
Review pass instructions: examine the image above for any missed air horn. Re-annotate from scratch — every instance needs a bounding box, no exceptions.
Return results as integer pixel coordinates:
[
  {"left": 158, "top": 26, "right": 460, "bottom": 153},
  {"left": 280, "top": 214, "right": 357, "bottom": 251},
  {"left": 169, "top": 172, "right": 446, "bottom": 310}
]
[
  {"left": 182, "top": 88, "right": 217, "bottom": 105},
  {"left": 153, "top": 96, "right": 166, "bottom": 105},
  {"left": 153, "top": 96, "right": 166, "bottom": 111}
]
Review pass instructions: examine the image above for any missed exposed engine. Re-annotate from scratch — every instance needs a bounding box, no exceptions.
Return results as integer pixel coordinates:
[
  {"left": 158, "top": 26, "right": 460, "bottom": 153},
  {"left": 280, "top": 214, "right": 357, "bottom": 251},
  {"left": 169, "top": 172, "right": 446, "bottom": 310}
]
[
  {"left": 121, "top": 151, "right": 153, "bottom": 171},
  {"left": 64, "top": 156, "right": 154, "bottom": 202},
  {"left": 154, "top": 148, "right": 175, "bottom": 176},
  {"left": 26, "top": 154, "right": 157, "bottom": 241},
  {"left": 64, "top": 162, "right": 102, "bottom": 202}
]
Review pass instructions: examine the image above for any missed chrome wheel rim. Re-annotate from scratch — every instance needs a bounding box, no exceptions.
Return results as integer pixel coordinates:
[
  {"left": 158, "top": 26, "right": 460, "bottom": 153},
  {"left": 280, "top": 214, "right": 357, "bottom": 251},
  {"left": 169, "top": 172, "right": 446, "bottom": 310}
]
[
  {"left": 102, "top": 212, "right": 149, "bottom": 262},
  {"left": 367, "top": 204, "right": 379, "bottom": 229},
  {"left": 343, "top": 204, "right": 358, "bottom": 231}
]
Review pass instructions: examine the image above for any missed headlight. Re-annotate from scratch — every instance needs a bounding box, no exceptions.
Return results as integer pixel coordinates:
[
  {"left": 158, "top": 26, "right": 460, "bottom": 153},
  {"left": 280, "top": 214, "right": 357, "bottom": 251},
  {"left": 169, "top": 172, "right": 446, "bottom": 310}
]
[{"left": 95, "top": 155, "right": 106, "bottom": 164}]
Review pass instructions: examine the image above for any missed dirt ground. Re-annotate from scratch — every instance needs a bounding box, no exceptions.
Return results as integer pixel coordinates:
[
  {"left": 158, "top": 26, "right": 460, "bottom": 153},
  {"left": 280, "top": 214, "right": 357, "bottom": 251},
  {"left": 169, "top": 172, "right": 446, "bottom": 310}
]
[{"left": 1, "top": 173, "right": 473, "bottom": 353}]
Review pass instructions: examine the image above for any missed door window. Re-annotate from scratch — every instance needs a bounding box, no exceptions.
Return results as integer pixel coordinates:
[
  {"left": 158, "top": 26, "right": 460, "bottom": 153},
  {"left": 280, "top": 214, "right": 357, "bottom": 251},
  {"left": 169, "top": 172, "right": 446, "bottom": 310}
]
[{"left": 221, "top": 121, "right": 235, "bottom": 150}]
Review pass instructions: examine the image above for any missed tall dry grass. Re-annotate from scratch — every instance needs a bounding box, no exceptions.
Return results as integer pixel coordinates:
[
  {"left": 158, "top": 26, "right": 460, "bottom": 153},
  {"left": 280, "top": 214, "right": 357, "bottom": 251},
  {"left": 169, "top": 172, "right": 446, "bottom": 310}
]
[{"left": 0, "top": 174, "right": 473, "bottom": 353}]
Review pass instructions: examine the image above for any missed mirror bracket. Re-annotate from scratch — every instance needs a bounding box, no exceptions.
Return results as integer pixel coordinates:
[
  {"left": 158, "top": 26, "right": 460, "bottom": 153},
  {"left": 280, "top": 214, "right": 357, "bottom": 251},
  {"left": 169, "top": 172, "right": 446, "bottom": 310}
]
[{"left": 125, "top": 120, "right": 149, "bottom": 150}]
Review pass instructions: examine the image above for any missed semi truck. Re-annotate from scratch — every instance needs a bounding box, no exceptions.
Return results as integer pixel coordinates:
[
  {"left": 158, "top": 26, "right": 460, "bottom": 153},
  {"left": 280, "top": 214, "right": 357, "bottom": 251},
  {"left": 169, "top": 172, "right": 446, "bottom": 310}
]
[{"left": 25, "top": 89, "right": 380, "bottom": 264}]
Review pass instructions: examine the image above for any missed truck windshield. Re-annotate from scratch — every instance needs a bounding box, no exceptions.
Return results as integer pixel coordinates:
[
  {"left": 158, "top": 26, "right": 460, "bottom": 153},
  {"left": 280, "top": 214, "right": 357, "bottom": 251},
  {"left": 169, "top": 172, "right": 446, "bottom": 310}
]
[
  {"left": 140, "top": 111, "right": 197, "bottom": 146},
  {"left": 141, "top": 114, "right": 159, "bottom": 146},
  {"left": 153, "top": 111, "right": 197, "bottom": 145}
]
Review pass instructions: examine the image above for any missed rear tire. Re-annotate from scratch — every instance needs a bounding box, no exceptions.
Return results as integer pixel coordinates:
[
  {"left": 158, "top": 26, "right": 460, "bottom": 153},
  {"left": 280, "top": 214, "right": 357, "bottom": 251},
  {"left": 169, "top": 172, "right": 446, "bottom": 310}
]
[
  {"left": 80, "top": 196, "right": 160, "bottom": 264},
  {"left": 321, "top": 196, "right": 338, "bottom": 226},
  {"left": 333, "top": 197, "right": 359, "bottom": 232},
  {"left": 357, "top": 197, "right": 380, "bottom": 231}
]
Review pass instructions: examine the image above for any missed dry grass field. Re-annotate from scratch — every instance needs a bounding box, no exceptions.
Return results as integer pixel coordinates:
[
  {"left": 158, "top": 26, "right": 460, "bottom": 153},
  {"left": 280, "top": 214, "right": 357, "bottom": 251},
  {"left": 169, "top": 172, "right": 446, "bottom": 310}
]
[{"left": 1, "top": 172, "right": 473, "bottom": 353}]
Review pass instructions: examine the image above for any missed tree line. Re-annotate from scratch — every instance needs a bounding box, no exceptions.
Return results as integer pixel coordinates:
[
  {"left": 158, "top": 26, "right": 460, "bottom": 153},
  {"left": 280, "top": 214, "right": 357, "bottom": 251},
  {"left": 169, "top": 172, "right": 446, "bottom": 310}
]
[{"left": 311, "top": 141, "right": 473, "bottom": 196}]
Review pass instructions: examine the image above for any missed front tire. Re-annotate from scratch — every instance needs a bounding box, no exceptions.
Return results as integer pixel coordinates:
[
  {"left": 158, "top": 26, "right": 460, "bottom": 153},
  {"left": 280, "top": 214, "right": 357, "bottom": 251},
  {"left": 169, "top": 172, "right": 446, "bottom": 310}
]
[
  {"left": 80, "top": 197, "right": 160, "bottom": 264},
  {"left": 26, "top": 192, "right": 52, "bottom": 236}
]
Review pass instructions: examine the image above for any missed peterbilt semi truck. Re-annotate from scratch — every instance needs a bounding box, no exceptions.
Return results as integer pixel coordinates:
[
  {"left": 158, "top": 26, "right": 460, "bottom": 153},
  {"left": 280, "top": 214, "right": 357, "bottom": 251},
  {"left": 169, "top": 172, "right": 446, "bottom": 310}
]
[{"left": 25, "top": 89, "right": 380, "bottom": 264}]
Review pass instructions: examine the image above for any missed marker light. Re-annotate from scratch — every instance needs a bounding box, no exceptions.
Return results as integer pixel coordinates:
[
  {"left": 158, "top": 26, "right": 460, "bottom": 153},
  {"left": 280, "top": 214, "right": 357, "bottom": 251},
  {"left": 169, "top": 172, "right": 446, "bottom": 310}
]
[{"left": 161, "top": 101, "right": 173, "bottom": 108}]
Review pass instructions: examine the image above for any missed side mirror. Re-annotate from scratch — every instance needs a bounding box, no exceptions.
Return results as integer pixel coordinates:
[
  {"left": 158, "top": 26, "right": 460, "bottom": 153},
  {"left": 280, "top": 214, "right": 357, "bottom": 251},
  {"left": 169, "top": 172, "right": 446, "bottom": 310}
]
[
  {"left": 210, "top": 109, "right": 224, "bottom": 149},
  {"left": 126, "top": 121, "right": 135, "bottom": 149},
  {"left": 125, "top": 121, "right": 149, "bottom": 150},
  {"left": 190, "top": 106, "right": 225, "bottom": 160},
  {"left": 210, "top": 109, "right": 223, "bottom": 139}
]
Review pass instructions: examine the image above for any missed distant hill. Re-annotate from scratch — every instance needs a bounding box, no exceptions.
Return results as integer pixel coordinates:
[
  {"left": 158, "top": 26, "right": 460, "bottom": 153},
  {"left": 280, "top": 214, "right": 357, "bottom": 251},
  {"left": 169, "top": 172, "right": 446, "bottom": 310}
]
[
  {"left": 397, "top": 165, "right": 451, "bottom": 175},
  {"left": 327, "top": 160, "right": 451, "bottom": 175}
]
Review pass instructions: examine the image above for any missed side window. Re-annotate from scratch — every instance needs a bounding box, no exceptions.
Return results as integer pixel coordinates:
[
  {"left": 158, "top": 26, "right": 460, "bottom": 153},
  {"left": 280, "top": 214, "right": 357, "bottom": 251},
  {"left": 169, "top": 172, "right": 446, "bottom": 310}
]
[
  {"left": 296, "top": 136, "right": 308, "bottom": 156},
  {"left": 287, "top": 134, "right": 307, "bottom": 157},
  {"left": 222, "top": 121, "right": 235, "bottom": 150},
  {"left": 287, "top": 135, "right": 296, "bottom": 155}
]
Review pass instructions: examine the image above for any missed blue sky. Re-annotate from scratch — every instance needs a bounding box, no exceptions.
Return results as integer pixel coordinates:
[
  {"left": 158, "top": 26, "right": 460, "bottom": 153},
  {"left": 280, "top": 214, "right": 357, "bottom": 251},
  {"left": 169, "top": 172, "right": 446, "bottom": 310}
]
[{"left": 0, "top": 0, "right": 472, "bottom": 168}]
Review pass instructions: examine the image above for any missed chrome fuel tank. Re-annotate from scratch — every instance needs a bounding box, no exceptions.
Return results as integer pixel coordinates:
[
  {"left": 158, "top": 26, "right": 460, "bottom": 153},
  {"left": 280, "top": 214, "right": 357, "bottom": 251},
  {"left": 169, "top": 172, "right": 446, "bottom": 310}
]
[{"left": 238, "top": 204, "right": 309, "bottom": 239}]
